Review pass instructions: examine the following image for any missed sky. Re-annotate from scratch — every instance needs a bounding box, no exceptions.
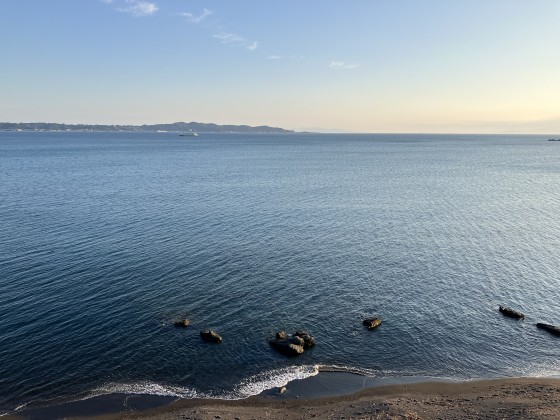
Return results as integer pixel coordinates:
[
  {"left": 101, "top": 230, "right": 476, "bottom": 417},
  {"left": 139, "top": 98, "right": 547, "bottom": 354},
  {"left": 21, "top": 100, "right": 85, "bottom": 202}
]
[{"left": 1, "top": 0, "right": 560, "bottom": 133}]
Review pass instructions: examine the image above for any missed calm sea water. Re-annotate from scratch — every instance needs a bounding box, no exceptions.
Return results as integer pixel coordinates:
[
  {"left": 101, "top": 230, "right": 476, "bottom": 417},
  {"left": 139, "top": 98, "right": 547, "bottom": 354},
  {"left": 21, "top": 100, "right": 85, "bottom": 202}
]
[{"left": 1, "top": 132, "right": 559, "bottom": 414}]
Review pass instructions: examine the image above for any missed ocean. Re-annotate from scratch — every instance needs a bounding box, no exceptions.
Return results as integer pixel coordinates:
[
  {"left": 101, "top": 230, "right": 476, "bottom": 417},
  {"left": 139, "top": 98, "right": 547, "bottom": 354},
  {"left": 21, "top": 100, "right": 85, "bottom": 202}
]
[{"left": 1, "top": 131, "right": 559, "bottom": 415}]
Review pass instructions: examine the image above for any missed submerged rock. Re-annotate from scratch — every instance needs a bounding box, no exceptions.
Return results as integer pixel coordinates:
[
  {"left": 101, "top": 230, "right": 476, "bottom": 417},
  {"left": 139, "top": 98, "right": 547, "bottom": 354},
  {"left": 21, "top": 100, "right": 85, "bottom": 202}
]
[
  {"left": 200, "top": 330, "right": 222, "bottom": 343},
  {"left": 174, "top": 319, "right": 190, "bottom": 328},
  {"left": 269, "top": 339, "right": 304, "bottom": 356},
  {"left": 499, "top": 305, "right": 524, "bottom": 319},
  {"left": 536, "top": 323, "right": 560, "bottom": 337},
  {"left": 363, "top": 318, "right": 382, "bottom": 330}
]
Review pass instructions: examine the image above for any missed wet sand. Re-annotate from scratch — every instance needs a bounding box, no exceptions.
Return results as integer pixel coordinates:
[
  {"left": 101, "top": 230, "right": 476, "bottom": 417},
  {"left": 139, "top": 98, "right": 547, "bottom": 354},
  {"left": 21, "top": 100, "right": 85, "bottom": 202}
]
[{"left": 67, "top": 377, "right": 560, "bottom": 419}]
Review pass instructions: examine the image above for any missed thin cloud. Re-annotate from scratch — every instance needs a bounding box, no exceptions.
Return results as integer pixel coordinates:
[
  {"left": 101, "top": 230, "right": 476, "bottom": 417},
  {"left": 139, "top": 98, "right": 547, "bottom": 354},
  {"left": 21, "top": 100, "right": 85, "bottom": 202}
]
[
  {"left": 178, "top": 8, "right": 213, "bottom": 24},
  {"left": 213, "top": 32, "right": 258, "bottom": 51},
  {"left": 267, "top": 55, "right": 304, "bottom": 61},
  {"left": 329, "top": 61, "right": 359, "bottom": 70},
  {"left": 173, "top": 7, "right": 257, "bottom": 53},
  {"left": 105, "top": 0, "right": 158, "bottom": 17},
  {"left": 214, "top": 32, "right": 244, "bottom": 44}
]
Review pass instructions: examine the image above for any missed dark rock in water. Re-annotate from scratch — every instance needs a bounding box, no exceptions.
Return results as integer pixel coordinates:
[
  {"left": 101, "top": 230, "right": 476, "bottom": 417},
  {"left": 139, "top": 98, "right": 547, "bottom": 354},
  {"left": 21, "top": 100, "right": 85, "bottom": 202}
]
[
  {"left": 536, "top": 323, "right": 560, "bottom": 337},
  {"left": 200, "top": 330, "right": 222, "bottom": 343},
  {"left": 293, "top": 330, "right": 316, "bottom": 348},
  {"left": 174, "top": 319, "right": 190, "bottom": 328},
  {"left": 363, "top": 318, "right": 382, "bottom": 330},
  {"left": 499, "top": 305, "right": 524, "bottom": 319},
  {"left": 269, "top": 339, "right": 304, "bottom": 356},
  {"left": 275, "top": 331, "right": 287, "bottom": 340}
]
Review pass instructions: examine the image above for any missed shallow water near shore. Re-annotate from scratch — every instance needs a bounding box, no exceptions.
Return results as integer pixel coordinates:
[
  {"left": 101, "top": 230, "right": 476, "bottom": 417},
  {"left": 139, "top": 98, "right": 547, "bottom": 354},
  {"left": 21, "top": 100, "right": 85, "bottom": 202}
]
[
  {"left": 16, "top": 371, "right": 451, "bottom": 419},
  {"left": 1, "top": 132, "right": 560, "bottom": 415}
]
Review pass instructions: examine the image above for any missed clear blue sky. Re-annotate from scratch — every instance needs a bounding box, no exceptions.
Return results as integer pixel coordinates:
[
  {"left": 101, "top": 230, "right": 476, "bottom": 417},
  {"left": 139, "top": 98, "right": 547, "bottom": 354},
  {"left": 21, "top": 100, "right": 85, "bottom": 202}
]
[{"left": 1, "top": 0, "right": 559, "bottom": 133}]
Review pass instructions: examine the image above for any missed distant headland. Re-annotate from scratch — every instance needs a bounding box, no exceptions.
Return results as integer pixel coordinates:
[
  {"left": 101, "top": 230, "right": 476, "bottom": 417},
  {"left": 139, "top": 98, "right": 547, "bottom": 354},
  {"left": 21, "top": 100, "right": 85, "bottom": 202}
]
[{"left": 0, "top": 121, "right": 295, "bottom": 134}]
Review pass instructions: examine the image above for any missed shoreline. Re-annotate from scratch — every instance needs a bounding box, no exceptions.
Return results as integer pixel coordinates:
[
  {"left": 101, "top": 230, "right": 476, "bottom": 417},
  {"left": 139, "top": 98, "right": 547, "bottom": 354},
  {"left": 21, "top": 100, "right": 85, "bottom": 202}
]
[
  {"left": 10, "top": 374, "right": 560, "bottom": 419},
  {"left": 102, "top": 377, "right": 560, "bottom": 420}
]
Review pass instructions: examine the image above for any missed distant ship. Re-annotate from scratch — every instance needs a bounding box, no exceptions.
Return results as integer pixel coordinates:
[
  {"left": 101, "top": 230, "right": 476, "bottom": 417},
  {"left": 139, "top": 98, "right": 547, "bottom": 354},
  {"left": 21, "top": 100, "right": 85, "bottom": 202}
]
[{"left": 179, "top": 131, "right": 199, "bottom": 137}]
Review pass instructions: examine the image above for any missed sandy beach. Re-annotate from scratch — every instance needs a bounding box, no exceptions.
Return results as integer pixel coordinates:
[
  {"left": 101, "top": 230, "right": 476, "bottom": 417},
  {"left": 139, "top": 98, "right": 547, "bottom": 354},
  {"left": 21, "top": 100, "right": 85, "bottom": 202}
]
[{"left": 63, "top": 377, "right": 560, "bottom": 420}]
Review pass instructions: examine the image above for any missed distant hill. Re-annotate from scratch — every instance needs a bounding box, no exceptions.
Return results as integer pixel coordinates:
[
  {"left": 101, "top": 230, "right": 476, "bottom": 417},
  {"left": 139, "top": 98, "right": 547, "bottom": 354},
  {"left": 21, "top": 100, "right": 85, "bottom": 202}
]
[{"left": 0, "top": 121, "right": 294, "bottom": 134}]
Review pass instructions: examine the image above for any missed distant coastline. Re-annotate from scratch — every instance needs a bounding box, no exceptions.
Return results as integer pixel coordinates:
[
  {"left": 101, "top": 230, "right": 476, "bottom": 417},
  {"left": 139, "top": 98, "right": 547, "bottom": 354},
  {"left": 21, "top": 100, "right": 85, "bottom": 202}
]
[{"left": 0, "top": 121, "right": 295, "bottom": 134}]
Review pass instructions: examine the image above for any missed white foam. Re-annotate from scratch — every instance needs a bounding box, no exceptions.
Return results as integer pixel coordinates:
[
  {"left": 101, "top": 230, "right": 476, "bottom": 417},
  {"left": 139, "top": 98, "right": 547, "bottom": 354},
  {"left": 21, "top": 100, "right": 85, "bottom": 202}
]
[
  {"left": 502, "top": 360, "right": 560, "bottom": 379},
  {"left": 3, "top": 382, "right": 214, "bottom": 417},
  {"left": 234, "top": 365, "right": 320, "bottom": 397},
  {"left": 316, "top": 364, "right": 377, "bottom": 376},
  {"left": 4, "top": 364, "right": 389, "bottom": 416},
  {"left": 231, "top": 364, "right": 387, "bottom": 398},
  {"left": 91, "top": 381, "right": 212, "bottom": 399},
  {"left": 96, "top": 364, "right": 382, "bottom": 401}
]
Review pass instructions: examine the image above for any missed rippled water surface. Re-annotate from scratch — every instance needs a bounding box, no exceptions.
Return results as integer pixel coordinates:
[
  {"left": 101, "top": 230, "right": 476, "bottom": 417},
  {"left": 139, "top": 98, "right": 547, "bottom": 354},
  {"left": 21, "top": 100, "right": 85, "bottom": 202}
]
[{"left": 1, "top": 132, "right": 559, "bottom": 413}]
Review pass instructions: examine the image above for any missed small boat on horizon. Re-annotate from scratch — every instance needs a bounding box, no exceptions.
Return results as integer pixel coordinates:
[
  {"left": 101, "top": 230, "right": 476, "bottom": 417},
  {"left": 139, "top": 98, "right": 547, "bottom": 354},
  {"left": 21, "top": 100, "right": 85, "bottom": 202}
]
[{"left": 179, "top": 131, "right": 199, "bottom": 137}]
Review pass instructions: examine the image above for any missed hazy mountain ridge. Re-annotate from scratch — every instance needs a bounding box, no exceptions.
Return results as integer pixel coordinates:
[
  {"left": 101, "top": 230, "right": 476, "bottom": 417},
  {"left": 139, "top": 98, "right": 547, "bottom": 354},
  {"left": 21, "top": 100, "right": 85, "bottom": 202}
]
[{"left": 0, "top": 121, "right": 294, "bottom": 134}]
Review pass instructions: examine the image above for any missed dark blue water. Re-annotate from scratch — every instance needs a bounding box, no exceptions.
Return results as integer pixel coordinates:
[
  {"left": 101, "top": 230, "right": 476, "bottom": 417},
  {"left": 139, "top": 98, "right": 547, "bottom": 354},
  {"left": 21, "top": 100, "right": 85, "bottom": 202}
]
[{"left": 1, "top": 132, "right": 559, "bottom": 414}]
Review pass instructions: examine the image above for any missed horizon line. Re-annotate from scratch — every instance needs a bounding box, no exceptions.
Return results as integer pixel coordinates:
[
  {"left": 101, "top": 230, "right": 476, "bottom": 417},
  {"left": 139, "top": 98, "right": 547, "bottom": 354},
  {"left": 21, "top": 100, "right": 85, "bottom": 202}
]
[{"left": 1, "top": 121, "right": 559, "bottom": 137}]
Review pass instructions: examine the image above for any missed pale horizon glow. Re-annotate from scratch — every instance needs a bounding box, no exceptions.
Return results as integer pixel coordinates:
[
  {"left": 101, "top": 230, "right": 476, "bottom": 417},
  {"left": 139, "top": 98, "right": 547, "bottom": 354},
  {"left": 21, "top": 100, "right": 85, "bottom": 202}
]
[{"left": 1, "top": 0, "right": 559, "bottom": 134}]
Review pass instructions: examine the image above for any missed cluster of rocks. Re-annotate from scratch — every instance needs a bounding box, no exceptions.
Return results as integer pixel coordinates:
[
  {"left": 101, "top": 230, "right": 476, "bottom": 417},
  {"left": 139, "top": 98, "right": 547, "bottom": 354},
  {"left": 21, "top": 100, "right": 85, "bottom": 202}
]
[
  {"left": 171, "top": 304, "right": 558, "bottom": 370},
  {"left": 499, "top": 305, "right": 560, "bottom": 337},
  {"left": 173, "top": 315, "right": 385, "bottom": 353},
  {"left": 269, "top": 330, "right": 316, "bottom": 357}
]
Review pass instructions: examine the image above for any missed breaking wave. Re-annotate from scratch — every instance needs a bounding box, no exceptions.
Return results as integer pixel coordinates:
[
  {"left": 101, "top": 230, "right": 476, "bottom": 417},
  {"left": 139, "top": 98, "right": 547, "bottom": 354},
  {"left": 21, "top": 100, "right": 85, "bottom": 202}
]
[
  {"left": 91, "top": 364, "right": 379, "bottom": 402},
  {"left": 234, "top": 365, "right": 320, "bottom": 397},
  {"left": 91, "top": 381, "right": 212, "bottom": 399},
  {"left": 3, "top": 363, "right": 380, "bottom": 416}
]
